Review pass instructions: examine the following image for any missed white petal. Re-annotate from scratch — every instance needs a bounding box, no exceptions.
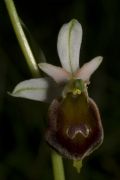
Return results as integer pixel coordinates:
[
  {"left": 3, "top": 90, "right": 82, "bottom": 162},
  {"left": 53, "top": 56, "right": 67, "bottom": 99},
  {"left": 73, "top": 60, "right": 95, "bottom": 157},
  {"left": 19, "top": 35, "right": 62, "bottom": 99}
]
[
  {"left": 75, "top": 56, "right": 103, "bottom": 81},
  {"left": 11, "top": 78, "right": 57, "bottom": 103},
  {"left": 38, "top": 63, "right": 70, "bottom": 83},
  {"left": 57, "top": 19, "right": 82, "bottom": 74}
]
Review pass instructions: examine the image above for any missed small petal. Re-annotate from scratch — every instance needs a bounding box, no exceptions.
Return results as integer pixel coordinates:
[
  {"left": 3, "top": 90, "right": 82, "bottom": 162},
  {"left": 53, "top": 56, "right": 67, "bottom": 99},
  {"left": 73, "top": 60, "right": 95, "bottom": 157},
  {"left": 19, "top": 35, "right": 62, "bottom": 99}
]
[
  {"left": 57, "top": 19, "right": 82, "bottom": 74},
  {"left": 38, "top": 63, "right": 70, "bottom": 83},
  {"left": 75, "top": 56, "right": 103, "bottom": 81},
  {"left": 11, "top": 78, "right": 58, "bottom": 103}
]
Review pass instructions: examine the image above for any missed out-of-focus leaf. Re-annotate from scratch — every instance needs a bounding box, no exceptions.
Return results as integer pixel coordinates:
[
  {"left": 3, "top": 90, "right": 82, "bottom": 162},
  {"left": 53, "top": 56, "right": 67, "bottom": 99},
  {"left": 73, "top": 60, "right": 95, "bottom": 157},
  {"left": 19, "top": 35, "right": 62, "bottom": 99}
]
[{"left": 20, "top": 18, "right": 46, "bottom": 63}]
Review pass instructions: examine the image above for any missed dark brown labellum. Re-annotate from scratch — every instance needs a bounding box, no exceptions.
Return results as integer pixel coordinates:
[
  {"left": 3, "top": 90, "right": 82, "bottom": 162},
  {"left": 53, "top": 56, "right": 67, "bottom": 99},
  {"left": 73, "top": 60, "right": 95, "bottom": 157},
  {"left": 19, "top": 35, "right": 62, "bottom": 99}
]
[{"left": 45, "top": 92, "right": 103, "bottom": 160}]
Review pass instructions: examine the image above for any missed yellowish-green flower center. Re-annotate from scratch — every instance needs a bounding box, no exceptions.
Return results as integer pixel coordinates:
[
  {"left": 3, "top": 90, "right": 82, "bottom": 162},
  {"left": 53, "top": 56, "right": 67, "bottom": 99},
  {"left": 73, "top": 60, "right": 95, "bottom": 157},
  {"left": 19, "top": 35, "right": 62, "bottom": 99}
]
[
  {"left": 72, "top": 88, "right": 81, "bottom": 95},
  {"left": 62, "top": 79, "right": 86, "bottom": 97}
]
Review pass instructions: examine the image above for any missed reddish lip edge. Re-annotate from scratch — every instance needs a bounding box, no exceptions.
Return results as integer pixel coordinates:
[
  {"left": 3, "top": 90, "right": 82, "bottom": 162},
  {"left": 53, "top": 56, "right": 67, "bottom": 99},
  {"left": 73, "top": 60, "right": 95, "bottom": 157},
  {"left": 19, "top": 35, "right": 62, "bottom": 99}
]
[{"left": 45, "top": 96, "right": 104, "bottom": 160}]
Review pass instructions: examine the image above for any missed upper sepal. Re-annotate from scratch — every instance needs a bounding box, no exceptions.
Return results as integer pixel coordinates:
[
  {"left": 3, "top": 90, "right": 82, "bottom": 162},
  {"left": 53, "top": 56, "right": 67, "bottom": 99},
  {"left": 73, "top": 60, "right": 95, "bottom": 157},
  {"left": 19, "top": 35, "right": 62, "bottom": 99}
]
[{"left": 57, "top": 19, "right": 82, "bottom": 74}]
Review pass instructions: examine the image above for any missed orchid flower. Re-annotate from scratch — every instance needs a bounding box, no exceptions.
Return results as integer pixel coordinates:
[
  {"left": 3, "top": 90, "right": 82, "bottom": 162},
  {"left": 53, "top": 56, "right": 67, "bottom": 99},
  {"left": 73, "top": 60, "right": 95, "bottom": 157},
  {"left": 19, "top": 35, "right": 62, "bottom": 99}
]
[{"left": 11, "top": 19, "right": 104, "bottom": 160}]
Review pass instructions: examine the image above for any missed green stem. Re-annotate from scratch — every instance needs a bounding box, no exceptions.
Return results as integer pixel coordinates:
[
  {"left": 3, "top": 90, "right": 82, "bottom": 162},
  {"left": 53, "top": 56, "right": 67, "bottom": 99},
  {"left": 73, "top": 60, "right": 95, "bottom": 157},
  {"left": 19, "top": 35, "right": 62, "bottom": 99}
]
[
  {"left": 51, "top": 151, "right": 65, "bottom": 180},
  {"left": 4, "top": 0, "right": 40, "bottom": 77},
  {"left": 4, "top": 0, "right": 65, "bottom": 179}
]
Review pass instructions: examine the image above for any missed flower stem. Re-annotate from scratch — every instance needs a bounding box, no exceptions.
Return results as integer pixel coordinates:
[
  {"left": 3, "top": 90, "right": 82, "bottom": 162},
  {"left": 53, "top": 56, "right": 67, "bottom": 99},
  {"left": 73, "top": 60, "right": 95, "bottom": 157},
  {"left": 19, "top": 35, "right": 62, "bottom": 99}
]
[
  {"left": 51, "top": 151, "right": 65, "bottom": 180},
  {"left": 4, "top": 0, "right": 65, "bottom": 179},
  {"left": 4, "top": 0, "right": 40, "bottom": 77}
]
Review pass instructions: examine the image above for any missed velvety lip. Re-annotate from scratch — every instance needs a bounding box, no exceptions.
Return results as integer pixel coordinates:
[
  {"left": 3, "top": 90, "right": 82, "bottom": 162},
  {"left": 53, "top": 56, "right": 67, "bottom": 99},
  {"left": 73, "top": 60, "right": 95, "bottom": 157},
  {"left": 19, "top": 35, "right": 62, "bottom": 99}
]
[{"left": 45, "top": 92, "right": 103, "bottom": 160}]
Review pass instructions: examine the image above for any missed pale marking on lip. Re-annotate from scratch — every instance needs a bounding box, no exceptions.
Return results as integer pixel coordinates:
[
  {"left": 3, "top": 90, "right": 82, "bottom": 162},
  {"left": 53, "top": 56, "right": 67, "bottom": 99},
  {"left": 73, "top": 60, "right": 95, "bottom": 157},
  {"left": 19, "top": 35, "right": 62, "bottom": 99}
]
[{"left": 66, "top": 124, "right": 91, "bottom": 139}]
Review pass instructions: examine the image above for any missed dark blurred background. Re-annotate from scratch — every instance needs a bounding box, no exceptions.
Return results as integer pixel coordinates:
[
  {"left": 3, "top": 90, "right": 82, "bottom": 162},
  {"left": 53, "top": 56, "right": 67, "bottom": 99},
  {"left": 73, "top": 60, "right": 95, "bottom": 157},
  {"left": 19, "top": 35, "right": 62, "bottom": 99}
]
[{"left": 0, "top": 0, "right": 120, "bottom": 179}]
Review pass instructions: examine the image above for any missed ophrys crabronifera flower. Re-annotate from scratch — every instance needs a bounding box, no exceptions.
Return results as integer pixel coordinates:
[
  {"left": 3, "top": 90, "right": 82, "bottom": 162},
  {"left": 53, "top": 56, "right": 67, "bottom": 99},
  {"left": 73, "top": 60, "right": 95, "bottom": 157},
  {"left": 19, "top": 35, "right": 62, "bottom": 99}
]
[{"left": 11, "top": 19, "right": 104, "bottom": 160}]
